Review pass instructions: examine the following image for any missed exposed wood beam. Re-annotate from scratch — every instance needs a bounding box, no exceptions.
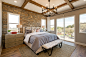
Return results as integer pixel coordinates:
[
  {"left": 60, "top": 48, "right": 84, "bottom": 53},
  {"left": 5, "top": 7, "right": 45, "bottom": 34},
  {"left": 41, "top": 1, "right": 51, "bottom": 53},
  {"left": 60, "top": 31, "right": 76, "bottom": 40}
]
[
  {"left": 2, "top": 2, "right": 42, "bottom": 15},
  {"left": 64, "top": 0, "right": 74, "bottom": 9},
  {"left": 21, "top": 0, "right": 29, "bottom": 8}
]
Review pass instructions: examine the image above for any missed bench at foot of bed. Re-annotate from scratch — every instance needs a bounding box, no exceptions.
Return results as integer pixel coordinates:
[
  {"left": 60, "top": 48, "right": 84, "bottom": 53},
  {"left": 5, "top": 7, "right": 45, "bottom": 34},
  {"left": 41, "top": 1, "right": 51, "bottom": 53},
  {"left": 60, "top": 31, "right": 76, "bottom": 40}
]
[{"left": 42, "top": 39, "right": 63, "bottom": 56}]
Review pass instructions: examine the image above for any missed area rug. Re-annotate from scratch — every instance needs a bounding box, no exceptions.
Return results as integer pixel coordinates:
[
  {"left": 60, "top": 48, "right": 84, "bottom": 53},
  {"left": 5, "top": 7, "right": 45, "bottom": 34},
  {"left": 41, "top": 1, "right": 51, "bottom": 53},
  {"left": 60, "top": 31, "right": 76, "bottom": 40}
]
[{"left": 19, "top": 44, "right": 75, "bottom": 57}]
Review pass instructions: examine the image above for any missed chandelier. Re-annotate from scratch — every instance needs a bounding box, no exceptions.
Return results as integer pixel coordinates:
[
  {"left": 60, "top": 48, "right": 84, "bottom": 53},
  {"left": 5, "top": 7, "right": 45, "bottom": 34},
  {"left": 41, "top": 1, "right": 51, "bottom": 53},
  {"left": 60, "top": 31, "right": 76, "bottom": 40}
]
[{"left": 42, "top": 0, "right": 58, "bottom": 17}]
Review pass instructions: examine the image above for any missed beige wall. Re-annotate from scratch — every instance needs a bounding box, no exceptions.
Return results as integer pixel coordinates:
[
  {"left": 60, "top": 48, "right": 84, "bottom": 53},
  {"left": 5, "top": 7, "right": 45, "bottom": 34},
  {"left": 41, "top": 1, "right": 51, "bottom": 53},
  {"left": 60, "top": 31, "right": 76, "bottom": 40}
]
[
  {"left": 0, "top": 0, "right": 2, "bottom": 54},
  {"left": 48, "top": 5, "right": 86, "bottom": 44}
]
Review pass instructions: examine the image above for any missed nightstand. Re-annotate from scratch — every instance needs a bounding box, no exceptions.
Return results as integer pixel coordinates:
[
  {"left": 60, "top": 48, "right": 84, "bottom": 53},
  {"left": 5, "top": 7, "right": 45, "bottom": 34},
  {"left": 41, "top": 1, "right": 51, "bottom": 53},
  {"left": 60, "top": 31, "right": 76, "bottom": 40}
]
[{"left": 5, "top": 33, "right": 24, "bottom": 48}]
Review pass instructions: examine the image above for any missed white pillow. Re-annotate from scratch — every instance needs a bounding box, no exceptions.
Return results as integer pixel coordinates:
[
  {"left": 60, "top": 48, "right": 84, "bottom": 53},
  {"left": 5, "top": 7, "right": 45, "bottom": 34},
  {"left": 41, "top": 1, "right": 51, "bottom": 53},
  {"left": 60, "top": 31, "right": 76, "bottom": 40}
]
[{"left": 32, "top": 29, "right": 36, "bottom": 33}]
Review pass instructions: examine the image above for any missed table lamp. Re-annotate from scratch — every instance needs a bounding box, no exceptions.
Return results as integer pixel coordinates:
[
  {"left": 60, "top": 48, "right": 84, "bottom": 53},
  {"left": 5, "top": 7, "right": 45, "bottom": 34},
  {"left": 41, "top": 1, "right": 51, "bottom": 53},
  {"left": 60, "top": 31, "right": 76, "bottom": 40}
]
[
  {"left": 17, "top": 24, "right": 22, "bottom": 33},
  {"left": 42, "top": 26, "right": 45, "bottom": 31}
]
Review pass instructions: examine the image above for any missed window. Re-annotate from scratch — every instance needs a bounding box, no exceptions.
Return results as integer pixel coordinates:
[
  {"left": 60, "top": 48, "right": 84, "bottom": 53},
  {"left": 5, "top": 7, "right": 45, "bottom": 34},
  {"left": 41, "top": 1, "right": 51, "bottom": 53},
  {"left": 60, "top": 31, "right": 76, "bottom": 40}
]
[
  {"left": 50, "top": 19, "right": 54, "bottom": 31},
  {"left": 65, "top": 16, "right": 75, "bottom": 42},
  {"left": 8, "top": 12, "right": 20, "bottom": 32},
  {"left": 57, "top": 16, "right": 75, "bottom": 42},
  {"left": 41, "top": 19, "right": 46, "bottom": 29},
  {"left": 79, "top": 13, "right": 86, "bottom": 33},
  {"left": 57, "top": 18, "right": 64, "bottom": 39}
]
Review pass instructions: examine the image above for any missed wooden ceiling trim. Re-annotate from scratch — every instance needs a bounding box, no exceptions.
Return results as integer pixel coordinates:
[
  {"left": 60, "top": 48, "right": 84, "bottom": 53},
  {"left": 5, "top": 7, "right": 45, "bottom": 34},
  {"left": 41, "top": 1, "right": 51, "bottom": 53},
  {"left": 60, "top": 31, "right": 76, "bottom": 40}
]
[
  {"left": 21, "top": 0, "right": 29, "bottom": 8},
  {"left": 2, "top": 2, "right": 42, "bottom": 15},
  {"left": 64, "top": 0, "right": 74, "bottom": 9}
]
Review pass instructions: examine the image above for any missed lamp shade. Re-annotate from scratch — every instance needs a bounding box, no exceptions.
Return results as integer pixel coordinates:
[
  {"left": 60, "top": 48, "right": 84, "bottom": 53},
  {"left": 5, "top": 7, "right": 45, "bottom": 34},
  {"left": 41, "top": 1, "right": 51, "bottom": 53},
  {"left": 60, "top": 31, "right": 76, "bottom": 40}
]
[
  {"left": 17, "top": 25, "right": 22, "bottom": 28},
  {"left": 42, "top": 26, "right": 45, "bottom": 28}
]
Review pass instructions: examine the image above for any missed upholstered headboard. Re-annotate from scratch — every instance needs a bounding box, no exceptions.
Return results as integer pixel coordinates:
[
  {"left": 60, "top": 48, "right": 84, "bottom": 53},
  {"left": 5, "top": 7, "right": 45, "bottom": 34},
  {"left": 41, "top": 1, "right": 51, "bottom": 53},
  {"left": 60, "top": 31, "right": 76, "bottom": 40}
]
[
  {"left": 23, "top": 27, "right": 31, "bottom": 34},
  {"left": 23, "top": 27, "right": 41, "bottom": 34}
]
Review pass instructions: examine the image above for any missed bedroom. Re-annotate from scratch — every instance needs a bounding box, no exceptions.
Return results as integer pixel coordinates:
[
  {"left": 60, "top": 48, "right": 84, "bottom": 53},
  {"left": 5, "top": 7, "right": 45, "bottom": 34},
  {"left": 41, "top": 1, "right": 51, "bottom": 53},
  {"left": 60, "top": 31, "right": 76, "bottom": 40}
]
[{"left": 0, "top": 0, "right": 86, "bottom": 57}]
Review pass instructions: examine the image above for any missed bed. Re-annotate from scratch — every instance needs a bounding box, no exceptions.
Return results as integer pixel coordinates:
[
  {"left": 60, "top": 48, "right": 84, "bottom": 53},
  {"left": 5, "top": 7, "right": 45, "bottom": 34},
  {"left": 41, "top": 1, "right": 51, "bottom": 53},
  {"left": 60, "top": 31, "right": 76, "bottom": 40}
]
[{"left": 23, "top": 27, "right": 59, "bottom": 54}]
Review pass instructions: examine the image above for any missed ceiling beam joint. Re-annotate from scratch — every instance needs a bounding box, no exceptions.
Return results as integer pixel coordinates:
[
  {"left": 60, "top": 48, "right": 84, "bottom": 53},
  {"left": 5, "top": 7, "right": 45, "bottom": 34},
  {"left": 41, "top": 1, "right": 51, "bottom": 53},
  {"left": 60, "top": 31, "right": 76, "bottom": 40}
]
[
  {"left": 21, "top": 0, "right": 29, "bottom": 8},
  {"left": 64, "top": 0, "right": 74, "bottom": 9}
]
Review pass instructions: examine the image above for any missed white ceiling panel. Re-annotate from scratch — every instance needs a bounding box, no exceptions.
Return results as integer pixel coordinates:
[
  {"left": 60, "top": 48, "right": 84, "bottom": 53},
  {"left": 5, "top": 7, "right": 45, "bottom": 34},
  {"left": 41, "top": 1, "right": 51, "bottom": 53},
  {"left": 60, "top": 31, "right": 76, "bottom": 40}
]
[
  {"left": 2, "top": 0, "right": 25, "bottom": 7},
  {"left": 72, "top": 0, "right": 86, "bottom": 7},
  {"left": 57, "top": 5, "right": 71, "bottom": 12},
  {"left": 32, "top": 0, "right": 66, "bottom": 8},
  {"left": 24, "top": 2, "right": 42, "bottom": 13}
]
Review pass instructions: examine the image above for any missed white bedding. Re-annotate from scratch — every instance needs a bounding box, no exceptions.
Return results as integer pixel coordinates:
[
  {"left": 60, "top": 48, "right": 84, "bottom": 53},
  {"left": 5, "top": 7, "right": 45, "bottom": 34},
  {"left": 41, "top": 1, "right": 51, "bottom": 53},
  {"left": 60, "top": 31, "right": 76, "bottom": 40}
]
[
  {"left": 24, "top": 32, "right": 47, "bottom": 44},
  {"left": 24, "top": 32, "right": 48, "bottom": 54}
]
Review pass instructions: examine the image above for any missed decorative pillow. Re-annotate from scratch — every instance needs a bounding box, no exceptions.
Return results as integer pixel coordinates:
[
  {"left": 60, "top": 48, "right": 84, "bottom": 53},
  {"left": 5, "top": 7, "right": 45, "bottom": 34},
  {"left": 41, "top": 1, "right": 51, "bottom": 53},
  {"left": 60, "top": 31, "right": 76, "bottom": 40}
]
[
  {"left": 36, "top": 29, "right": 40, "bottom": 32},
  {"left": 40, "top": 29, "right": 43, "bottom": 32},
  {"left": 32, "top": 29, "right": 36, "bottom": 33},
  {"left": 32, "top": 27, "right": 36, "bottom": 33}
]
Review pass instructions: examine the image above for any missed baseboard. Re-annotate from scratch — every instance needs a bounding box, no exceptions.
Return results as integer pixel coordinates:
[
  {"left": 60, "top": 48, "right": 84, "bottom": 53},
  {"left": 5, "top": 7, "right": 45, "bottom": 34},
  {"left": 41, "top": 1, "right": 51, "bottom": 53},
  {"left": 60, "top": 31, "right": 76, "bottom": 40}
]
[{"left": 75, "top": 42, "right": 86, "bottom": 46}]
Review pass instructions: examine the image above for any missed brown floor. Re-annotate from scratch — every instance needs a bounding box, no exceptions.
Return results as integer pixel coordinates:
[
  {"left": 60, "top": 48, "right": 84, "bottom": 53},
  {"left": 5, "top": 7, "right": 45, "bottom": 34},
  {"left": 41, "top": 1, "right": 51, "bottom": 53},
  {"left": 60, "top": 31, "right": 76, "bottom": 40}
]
[{"left": 0, "top": 41, "right": 86, "bottom": 57}]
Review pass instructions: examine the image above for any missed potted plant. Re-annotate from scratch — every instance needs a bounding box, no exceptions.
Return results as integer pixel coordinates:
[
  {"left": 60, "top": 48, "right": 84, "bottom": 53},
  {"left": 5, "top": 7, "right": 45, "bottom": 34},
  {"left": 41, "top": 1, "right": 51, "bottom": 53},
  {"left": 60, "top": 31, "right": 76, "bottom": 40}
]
[{"left": 8, "top": 30, "right": 11, "bottom": 34}]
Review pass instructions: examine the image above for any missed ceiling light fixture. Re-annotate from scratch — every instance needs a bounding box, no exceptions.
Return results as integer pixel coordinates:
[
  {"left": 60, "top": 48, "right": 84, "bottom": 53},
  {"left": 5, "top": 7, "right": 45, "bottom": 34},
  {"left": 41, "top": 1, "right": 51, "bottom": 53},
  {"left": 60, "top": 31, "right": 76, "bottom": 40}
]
[
  {"left": 84, "top": 0, "right": 86, "bottom": 1},
  {"left": 14, "top": 0, "right": 17, "bottom": 3},
  {"left": 42, "top": 0, "right": 58, "bottom": 17}
]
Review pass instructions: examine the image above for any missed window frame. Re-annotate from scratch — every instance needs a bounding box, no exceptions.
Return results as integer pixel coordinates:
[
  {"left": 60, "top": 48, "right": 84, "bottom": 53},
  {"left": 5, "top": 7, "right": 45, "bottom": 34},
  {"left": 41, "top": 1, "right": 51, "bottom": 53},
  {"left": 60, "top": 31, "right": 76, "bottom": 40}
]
[
  {"left": 7, "top": 12, "right": 20, "bottom": 32},
  {"left": 41, "top": 19, "right": 46, "bottom": 29},
  {"left": 79, "top": 13, "right": 86, "bottom": 33},
  {"left": 50, "top": 19, "right": 54, "bottom": 31}
]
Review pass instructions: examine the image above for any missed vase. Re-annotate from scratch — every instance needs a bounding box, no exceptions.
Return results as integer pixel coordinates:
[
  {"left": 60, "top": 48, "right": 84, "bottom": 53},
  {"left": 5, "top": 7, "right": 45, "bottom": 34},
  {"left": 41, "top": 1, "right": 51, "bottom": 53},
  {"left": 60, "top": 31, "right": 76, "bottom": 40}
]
[{"left": 8, "top": 32, "right": 11, "bottom": 34}]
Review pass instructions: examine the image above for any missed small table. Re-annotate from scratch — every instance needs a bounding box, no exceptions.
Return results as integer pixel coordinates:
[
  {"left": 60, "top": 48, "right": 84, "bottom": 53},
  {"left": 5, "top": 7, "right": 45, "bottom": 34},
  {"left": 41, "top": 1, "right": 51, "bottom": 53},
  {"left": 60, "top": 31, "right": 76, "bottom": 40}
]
[{"left": 5, "top": 33, "right": 24, "bottom": 48}]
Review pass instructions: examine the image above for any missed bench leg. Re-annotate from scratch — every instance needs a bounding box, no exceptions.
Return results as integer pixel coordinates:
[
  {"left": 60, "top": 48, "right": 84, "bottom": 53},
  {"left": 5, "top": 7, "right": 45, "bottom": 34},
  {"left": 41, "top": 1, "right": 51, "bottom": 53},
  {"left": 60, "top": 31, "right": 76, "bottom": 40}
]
[
  {"left": 59, "top": 42, "right": 62, "bottom": 48},
  {"left": 47, "top": 48, "right": 53, "bottom": 56},
  {"left": 42, "top": 47, "right": 53, "bottom": 56},
  {"left": 44, "top": 49, "right": 47, "bottom": 53},
  {"left": 42, "top": 47, "right": 47, "bottom": 53},
  {"left": 36, "top": 53, "right": 39, "bottom": 55}
]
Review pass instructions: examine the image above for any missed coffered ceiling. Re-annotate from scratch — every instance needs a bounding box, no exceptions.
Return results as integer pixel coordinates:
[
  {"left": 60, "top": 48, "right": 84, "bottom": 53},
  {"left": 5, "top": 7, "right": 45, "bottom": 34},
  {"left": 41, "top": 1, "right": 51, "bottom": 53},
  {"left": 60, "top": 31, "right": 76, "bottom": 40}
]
[
  {"left": 24, "top": 2, "right": 42, "bottom": 13},
  {"left": 2, "top": 0, "right": 86, "bottom": 15},
  {"left": 57, "top": 5, "right": 70, "bottom": 12}
]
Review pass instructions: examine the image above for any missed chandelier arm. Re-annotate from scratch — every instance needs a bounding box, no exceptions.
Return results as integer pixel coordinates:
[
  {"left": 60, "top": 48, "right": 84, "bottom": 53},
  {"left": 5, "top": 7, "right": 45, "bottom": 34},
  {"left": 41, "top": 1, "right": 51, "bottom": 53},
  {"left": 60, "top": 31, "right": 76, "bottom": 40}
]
[{"left": 49, "top": 1, "right": 50, "bottom": 9}]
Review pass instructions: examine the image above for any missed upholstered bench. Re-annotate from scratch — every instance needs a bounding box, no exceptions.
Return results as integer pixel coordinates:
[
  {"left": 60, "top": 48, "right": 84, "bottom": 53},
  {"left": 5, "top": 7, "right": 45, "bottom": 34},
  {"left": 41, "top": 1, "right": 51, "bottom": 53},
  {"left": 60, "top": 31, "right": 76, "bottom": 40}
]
[{"left": 42, "top": 39, "right": 63, "bottom": 56}]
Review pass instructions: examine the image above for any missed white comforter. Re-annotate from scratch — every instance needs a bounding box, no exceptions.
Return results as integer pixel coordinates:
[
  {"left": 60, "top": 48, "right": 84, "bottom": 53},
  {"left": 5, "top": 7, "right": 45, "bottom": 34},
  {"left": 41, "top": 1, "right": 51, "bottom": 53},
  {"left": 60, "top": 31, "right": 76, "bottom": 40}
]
[{"left": 24, "top": 32, "right": 48, "bottom": 44}]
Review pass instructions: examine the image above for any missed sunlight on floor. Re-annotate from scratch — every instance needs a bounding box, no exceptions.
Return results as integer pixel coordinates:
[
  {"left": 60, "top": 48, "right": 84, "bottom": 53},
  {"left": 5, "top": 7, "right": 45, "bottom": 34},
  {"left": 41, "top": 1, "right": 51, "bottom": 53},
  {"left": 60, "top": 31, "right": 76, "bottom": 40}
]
[{"left": 58, "top": 36, "right": 75, "bottom": 42}]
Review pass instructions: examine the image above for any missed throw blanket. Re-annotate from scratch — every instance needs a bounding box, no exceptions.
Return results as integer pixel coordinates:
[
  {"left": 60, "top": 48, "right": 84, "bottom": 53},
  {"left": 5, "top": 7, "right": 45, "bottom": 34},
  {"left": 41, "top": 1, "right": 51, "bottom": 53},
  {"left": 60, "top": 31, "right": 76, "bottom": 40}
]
[{"left": 24, "top": 32, "right": 59, "bottom": 52}]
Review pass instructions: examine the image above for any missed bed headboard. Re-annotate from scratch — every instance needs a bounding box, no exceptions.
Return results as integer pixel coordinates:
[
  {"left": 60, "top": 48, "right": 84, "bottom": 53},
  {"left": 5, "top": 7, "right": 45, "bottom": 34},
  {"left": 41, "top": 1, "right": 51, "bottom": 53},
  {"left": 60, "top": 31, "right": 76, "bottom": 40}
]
[
  {"left": 23, "top": 27, "right": 31, "bottom": 34},
  {"left": 23, "top": 27, "right": 41, "bottom": 34}
]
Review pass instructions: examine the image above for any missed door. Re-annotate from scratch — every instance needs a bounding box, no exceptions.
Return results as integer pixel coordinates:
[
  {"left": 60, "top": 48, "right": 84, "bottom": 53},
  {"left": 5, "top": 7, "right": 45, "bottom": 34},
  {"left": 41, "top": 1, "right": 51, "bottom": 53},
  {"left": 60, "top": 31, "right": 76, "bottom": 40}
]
[{"left": 57, "top": 16, "right": 75, "bottom": 42}]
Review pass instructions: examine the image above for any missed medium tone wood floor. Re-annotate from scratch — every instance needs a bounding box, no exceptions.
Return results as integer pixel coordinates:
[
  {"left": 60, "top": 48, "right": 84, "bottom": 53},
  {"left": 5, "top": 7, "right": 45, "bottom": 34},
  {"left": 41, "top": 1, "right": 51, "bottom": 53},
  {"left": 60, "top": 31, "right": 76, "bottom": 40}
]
[{"left": 0, "top": 41, "right": 86, "bottom": 57}]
